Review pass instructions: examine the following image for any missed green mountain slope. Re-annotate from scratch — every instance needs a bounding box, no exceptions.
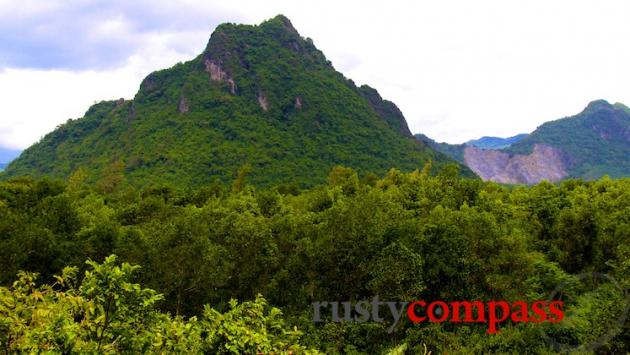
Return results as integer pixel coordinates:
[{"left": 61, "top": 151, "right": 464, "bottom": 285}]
[
  {"left": 417, "top": 100, "right": 630, "bottom": 183},
  {"left": 3, "top": 15, "right": 467, "bottom": 187},
  {"left": 414, "top": 133, "right": 466, "bottom": 163},
  {"left": 506, "top": 100, "right": 630, "bottom": 179}
]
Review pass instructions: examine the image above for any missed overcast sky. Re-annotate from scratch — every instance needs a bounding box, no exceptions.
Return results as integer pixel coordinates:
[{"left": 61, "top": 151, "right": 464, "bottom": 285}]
[{"left": 1, "top": 0, "right": 629, "bottom": 150}]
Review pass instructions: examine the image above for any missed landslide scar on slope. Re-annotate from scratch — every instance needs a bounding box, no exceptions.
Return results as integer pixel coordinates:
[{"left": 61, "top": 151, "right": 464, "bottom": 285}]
[{"left": 464, "top": 144, "right": 569, "bottom": 184}]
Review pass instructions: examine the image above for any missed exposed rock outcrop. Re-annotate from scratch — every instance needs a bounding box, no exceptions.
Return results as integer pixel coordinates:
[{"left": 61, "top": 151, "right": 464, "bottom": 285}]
[
  {"left": 464, "top": 144, "right": 568, "bottom": 184},
  {"left": 419, "top": 100, "right": 630, "bottom": 182},
  {"left": 178, "top": 96, "right": 189, "bottom": 113},
  {"left": 258, "top": 92, "right": 269, "bottom": 111},
  {"left": 204, "top": 59, "right": 237, "bottom": 94},
  {"left": 140, "top": 73, "right": 159, "bottom": 93}
]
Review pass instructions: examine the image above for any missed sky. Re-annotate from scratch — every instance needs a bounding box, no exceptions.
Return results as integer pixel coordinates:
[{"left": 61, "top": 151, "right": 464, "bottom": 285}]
[{"left": 1, "top": 0, "right": 630, "bottom": 150}]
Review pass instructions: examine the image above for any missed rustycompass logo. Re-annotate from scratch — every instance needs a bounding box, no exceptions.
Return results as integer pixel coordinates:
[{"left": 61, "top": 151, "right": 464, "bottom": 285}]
[
  {"left": 312, "top": 272, "right": 630, "bottom": 351},
  {"left": 313, "top": 297, "right": 564, "bottom": 334}
]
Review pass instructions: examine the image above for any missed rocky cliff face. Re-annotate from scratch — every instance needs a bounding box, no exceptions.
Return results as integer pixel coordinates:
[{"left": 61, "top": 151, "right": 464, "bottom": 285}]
[
  {"left": 504, "top": 100, "right": 630, "bottom": 180},
  {"left": 420, "top": 100, "right": 630, "bottom": 184},
  {"left": 464, "top": 144, "right": 569, "bottom": 184}
]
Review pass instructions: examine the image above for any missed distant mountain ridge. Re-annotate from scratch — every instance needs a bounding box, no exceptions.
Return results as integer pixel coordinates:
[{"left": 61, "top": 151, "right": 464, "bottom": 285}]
[
  {"left": 414, "top": 132, "right": 527, "bottom": 163},
  {"left": 467, "top": 134, "right": 527, "bottom": 149},
  {"left": 419, "top": 100, "right": 630, "bottom": 184},
  {"left": 3, "top": 15, "right": 468, "bottom": 187}
]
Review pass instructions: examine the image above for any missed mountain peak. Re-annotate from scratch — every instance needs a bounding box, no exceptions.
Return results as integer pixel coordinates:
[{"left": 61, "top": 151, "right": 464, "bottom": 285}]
[
  {"left": 261, "top": 14, "right": 299, "bottom": 34},
  {"left": 4, "top": 16, "right": 468, "bottom": 186},
  {"left": 614, "top": 102, "right": 630, "bottom": 115},
  {"left": 202, "top": 14, "right": 321, "bottom": 76},
  {"left": 208, "top": 15, "right": 300, "bottom": 44},
  {"left": 584, "top": 99, "right": 613, "bottom": 113}
]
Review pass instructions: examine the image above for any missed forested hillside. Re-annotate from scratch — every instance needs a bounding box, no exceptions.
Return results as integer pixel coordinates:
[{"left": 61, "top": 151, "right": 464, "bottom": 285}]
[
  {"left": 414, "top": 133, "right": 466, "bottom": 164},
  {"left": 419, "top": 100, "right": 630, "bottom": 184},
  {"left": 1, "top": 164, "right": 628, "bottom": 353},
  {"left": 1, "top": 12, "right": 628, "bottom": 355},
  {"left": 2, "top": 15, "right": 465, "bottom": 187},
  {"left": 506, "top": 100, "right": 630, "bottom": 179}
]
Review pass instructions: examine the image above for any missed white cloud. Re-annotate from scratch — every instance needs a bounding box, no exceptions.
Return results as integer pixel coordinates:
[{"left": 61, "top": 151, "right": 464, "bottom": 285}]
[{"left": 1, "top": 0, "right": 630, "bottom": 149}]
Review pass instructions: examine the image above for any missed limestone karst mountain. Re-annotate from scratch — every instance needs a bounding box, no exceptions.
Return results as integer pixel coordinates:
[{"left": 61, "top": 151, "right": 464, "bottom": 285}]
[{"left": 3, "top": 15, "right": 467, "bottom": 187}]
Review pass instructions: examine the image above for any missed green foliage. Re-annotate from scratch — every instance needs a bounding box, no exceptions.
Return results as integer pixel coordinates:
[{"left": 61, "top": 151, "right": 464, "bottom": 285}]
[
  {"left": 3, "top": 16, "right": 469, "bottom": 188},
  {"left": 414, "top": 133, "right": 467, "bottom": 164},
  {"left": 506, "top": 100, "right": 630, "bottom": 179},
  {"left": 202, "top": 295, "right": 318, "bottom": 354},
  {"left": 5, "top": 13, "right": 630, "bottom": 355},
  {"left": 0, "top": 256, "right": 319, "bottom": 354},
  {"left": 419, "top": 100, "right": 630, "bottom": 182},
  {"left": 0, "top": 166, "right": 629, "bottom": 353}
]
